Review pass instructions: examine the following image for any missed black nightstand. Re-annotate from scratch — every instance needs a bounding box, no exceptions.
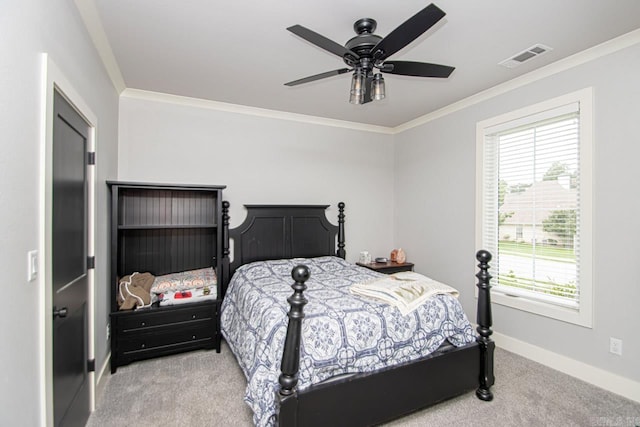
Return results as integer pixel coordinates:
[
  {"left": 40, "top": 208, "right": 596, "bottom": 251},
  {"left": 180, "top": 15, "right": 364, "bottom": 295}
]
[{"left": 356, "top": 261, "right": 414, "bottom": 274}]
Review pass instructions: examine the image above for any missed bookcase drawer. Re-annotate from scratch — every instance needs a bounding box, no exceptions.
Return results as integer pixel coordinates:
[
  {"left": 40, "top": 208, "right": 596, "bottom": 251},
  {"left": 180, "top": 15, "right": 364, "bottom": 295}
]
[
  {"left": 117, "top": 303, "right": 216, "bottom": 332},
  {"left": 110, "top": 300, "right": 221, "bottom": 373},
  {"left": 119, "top": 323, "right": 214, "bottom": 354}
]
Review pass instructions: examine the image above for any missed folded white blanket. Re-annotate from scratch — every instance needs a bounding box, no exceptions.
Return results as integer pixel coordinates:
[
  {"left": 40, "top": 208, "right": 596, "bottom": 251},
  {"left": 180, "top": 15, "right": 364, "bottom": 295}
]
[{"left": 350, "top": 271, "right": 459, "bottom": 316}]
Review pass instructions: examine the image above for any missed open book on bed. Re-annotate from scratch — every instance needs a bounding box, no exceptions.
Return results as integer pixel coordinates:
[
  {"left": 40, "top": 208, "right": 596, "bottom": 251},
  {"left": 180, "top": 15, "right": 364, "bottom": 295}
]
[{"left": 350, "top": 271, "right": 460, "bottom": 316}]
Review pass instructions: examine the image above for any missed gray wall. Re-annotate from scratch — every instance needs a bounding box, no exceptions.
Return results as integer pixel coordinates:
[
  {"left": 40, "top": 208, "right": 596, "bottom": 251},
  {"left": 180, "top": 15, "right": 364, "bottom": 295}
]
[
  {"left": 117, "top": 94, "right": 396, "bottom": 262},
  {"left": 0, "top": 0, "right": 118, "bottom": 424},
  {"left": 394, "top": 43, "right": 640, "bottom": 382}
]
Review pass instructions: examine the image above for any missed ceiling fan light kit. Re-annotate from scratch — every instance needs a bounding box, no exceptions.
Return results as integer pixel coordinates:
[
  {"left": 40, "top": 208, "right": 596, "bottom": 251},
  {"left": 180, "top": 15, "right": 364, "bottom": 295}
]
[
  {"left": 285, "top": 3, "right": 454, "bottom": 105},
  {"left": 372, "top": 73, "right": 386, "bottom": 101},
  {"left": 349, "top": 69, "right": 366, "bottom": 104},
  {"left": 348, "top": 60, "right": 386, "bottom": 104}
]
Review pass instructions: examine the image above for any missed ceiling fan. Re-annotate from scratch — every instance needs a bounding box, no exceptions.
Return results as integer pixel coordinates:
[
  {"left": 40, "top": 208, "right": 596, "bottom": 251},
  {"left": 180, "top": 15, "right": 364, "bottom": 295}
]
[{"left": 284, "top": 3, "right": 454, "bottom": 104}]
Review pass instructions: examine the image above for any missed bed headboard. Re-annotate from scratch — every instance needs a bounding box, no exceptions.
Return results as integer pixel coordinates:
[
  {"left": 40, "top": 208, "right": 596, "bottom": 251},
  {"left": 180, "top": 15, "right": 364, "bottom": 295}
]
[{"left": 221, "top": 203, "right": 345, "bottom": 292}]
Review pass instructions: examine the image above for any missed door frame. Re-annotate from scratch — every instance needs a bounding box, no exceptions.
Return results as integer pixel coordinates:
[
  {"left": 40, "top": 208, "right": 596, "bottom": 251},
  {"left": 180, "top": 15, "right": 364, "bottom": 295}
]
[{"left": 40, "top": 53, "right": 97, "bottom": 426}]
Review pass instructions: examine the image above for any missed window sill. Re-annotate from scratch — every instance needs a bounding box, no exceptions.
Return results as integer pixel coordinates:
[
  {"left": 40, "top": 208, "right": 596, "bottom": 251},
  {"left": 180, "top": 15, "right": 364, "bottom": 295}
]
[{"left": 489, "top": 289, "right": 592, "bottom": 328}]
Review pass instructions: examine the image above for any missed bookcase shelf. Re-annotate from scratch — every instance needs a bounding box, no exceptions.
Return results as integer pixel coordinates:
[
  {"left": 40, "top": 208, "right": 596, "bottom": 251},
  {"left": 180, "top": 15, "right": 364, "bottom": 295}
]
[{"left": 117, "top": 224, "right": 217, "bottom": 230}]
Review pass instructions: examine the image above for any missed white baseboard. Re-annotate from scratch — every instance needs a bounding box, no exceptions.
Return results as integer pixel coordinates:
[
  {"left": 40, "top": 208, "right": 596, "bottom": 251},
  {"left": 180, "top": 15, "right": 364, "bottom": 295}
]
[
  {"left": 97, "top": 351, "right": 110, "bottom": 383},
  {"left": 492, "top": 331, "right": 640, "bottom": 403},
  {"left": 93, "top": 351, "right": 111, "bottom": 406}
]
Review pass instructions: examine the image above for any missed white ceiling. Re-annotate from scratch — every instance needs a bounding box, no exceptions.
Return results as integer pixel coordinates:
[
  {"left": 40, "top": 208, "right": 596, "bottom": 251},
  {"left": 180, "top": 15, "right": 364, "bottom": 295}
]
[{"left": 89, "top": 0, "right": 640, "bottom": 128}]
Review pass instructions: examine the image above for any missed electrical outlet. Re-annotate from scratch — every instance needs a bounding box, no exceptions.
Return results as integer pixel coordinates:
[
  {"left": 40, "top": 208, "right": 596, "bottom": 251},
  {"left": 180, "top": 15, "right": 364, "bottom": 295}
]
[
  {"left": 106, "top": 324, "right": 111, "bottom": 341},
  {"left": 609, "top": 337, "right": 622, "bottom": 356}
]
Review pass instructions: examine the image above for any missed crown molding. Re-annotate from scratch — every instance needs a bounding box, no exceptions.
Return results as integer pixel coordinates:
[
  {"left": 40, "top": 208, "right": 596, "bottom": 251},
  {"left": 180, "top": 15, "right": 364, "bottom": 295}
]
[
  {"left": 393, "top": 28, "right": 640, "bottom": 134},
  {"left": 120, "top": 88, "right": 395, "bottom": 134},
  {"left": 74, "top": 0, "right": 126, "bottom": 93},
  {"left": 76, "top": 0, "right": 639, "bottom": 136}
]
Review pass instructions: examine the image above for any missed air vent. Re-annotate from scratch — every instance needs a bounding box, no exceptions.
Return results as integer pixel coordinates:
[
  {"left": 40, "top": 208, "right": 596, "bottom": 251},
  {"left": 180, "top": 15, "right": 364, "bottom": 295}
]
[{"left": 499, "top": 44, "right": 553, "bottom": 68}]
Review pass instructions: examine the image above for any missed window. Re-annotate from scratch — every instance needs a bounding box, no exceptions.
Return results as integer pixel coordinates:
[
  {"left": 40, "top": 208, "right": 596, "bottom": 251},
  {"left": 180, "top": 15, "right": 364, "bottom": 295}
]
[{"left": 476, "top": 88, "right": 593, "bottom": 327}]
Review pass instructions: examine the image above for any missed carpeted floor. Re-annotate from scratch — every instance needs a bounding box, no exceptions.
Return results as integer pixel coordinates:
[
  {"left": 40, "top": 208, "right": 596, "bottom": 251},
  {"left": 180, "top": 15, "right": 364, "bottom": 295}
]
[{"left": 87, "top": 343, "right": 640, "bottom": 427}]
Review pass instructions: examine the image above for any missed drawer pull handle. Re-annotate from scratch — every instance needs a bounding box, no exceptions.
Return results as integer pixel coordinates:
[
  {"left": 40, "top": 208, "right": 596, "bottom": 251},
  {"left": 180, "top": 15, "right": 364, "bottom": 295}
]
[
  {"left": 192, "top": 335, "right": 196, "bottom": 340},
  {"left": 141, "top": 344, "right": 145, "bottom": 348},
  {"left": 141, "top": 322, "right": 146, "bottom": 326},
  {"left": 192, "top": 314, "right": 196, "bottom": 319}
]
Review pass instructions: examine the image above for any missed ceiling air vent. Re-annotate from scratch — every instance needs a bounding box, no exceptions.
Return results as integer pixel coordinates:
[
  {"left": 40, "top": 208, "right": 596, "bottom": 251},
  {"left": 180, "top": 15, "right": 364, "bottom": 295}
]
[{"left": 499, "top": 44, "right": 553, "bottom": 68}]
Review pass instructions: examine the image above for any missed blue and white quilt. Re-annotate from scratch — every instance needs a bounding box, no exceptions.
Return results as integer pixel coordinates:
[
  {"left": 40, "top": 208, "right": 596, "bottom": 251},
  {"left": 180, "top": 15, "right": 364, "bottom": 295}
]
[{"left": 220, "top": 256, "right": 476, "bottom": 427}]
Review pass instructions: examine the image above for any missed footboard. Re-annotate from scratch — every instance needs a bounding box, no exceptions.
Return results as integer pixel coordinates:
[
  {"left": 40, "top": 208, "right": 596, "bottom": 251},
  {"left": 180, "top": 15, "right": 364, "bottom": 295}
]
[{"left": 277, "top": 250, "right": 495, "bottom": 427}]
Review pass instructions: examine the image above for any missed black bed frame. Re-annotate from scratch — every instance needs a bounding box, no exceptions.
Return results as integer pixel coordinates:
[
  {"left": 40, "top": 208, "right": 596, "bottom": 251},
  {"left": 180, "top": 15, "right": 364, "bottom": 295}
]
[{"left": 221, "top": 202, "right": 494, "bottom": 427}]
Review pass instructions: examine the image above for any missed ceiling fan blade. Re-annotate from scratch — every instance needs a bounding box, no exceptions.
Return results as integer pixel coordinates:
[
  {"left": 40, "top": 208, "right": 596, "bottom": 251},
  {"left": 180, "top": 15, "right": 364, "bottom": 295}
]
[
  {"left": 371, "top": 3, "right": 446, "bottom": 61},
  {"left": 287, "top": 25, "right": 360, "bottom": 60},
  {"left": 284, "top": 68, "right": 351, "bottom": 86},
  {"left": 382, "top": 61, "right": 454, "bottom": 78}
]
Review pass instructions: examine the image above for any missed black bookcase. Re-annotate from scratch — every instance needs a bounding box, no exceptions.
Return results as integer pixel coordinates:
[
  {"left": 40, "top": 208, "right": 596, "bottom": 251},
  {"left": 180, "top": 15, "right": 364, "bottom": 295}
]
[{"left": 107, "top": 181, "right": 225, "bottom": 373}]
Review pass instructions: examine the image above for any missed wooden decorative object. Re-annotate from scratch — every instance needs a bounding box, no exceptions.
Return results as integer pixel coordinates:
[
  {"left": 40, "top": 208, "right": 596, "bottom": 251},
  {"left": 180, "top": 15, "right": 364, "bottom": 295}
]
[
  {"left": 107, "top": 181, "right": 225, "bottom": 373},
  {"left": 278, "top": 265, "right": 310, "bottom": 398},
  {"left": 222, "top": 204, "right": 495, "bottom": 426},
  {"left": 226, "top": 204, "right": 346, "bottom": 279},
  {"left": 276, "top": 249, "right": 495, "bottom": 426},
  {"left": 475, "top": 249, "right": 495, "bottom": 401},
  {"left": 221, "top": 200, "right": 230, "bottom": 298},
  {"left": 337, "top": 202, "right": 346, "bottom": 260}
]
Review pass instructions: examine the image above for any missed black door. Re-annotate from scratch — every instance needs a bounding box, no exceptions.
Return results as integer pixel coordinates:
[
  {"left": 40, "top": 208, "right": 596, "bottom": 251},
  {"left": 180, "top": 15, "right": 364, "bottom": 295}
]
[{"left": 52, "top": 90, "right": 91, "bottom": 427}]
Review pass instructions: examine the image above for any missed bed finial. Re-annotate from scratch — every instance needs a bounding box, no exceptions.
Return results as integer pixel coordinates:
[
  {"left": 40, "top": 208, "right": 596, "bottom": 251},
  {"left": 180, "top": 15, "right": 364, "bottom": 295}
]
[
  {"left": 475, "top": 249, "right": 495, "bottom": 401},
  {"left": 337, "top": 202, "right": 346, "bottom": 259},
  {"left": 278, "top": 265, "right": 310, "bottom": 399}
]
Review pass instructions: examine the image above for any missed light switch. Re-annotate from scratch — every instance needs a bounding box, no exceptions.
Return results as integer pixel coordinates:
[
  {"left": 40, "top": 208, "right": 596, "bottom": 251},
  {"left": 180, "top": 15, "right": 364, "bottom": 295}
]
[{"left": 28, "top": 250, "right": 38, "bottom": 282}]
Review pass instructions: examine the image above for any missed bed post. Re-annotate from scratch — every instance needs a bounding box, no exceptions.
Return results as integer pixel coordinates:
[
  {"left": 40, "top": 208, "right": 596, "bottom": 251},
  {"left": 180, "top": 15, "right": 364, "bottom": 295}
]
[
  {"left": 221, "top": 201, "right": 230, "bottom": 297},
  {"left": 337, "top": 202, "right": 346, "bottom": 259},
  {"left": 475, "top": 249, "right": 495, "bottom": 401},
  {"left": 278, "top": 265, "right": 309, "bottom": 395},
  {"left": 277, "top": 265, "right": 310, "bottom": 425}
]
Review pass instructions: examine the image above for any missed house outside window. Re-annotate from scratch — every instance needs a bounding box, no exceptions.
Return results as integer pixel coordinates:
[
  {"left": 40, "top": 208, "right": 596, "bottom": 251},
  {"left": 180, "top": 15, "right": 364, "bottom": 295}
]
[{"left": 476, "top": 88, "right": 593, "bottom": 327}]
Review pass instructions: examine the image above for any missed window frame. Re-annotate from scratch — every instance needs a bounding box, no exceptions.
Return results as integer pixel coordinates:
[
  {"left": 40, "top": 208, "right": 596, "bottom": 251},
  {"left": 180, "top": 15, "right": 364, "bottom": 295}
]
[{"left": 475, "top": 88, "right": 593, "bottom": 327}]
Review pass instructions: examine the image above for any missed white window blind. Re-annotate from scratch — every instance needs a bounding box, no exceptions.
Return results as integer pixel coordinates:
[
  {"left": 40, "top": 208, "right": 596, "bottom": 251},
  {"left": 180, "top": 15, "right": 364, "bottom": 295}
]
[{"left": 477, "top": 89, "right": 593, "bottom": 326}]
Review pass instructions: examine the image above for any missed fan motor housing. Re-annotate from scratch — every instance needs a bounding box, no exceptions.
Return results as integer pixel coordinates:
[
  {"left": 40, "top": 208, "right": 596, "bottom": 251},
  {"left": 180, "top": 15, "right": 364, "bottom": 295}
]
[
  {"left": 345, "top": 18, "right": 382, "bottom": 57},
  {"left": 345, "top": 33, "right": 381, "bottom": 55}
]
